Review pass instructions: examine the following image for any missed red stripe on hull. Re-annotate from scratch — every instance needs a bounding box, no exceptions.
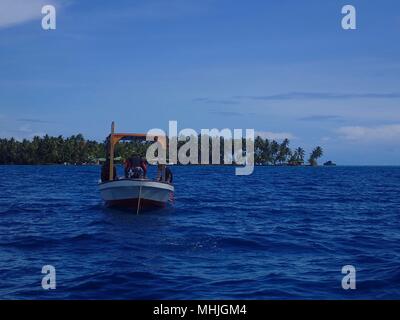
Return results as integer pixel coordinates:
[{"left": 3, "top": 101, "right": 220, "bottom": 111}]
[{"left": 106, "top": 198, "right": 166, "bottom": 210}]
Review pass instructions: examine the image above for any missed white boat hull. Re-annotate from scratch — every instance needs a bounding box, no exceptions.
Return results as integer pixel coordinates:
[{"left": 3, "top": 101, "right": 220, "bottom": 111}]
[{"left": 98, "top": 179, "right": 174, "bottom": 209}]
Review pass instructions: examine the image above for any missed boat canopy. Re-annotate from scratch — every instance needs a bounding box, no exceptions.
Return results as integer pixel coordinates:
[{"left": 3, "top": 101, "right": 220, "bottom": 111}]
[{"left": 106, "top": 122, "right": 166, "bottom": 181}]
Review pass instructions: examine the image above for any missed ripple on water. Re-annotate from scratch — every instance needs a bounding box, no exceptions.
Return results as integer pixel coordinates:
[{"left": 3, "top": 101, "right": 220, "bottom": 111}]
[{"left": 0, "top": 165, "right": 399, "bottom": 299}]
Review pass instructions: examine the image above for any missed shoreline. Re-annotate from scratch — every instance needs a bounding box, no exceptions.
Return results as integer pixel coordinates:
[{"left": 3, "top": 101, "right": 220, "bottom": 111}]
[{"left": 1, "top": 164, "right": 399, "bottom": 167}]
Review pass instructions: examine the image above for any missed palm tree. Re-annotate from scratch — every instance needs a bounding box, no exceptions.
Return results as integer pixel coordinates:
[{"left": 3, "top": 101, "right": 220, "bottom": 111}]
[
  {"left": 262, "top": 139, "right": 272, "bottom": 164},
  {"left": 270, "top": 140, "right": 280, "bottom": 165},
  {"left": 0, "top": 133, "right": 327, "bottom": 167},
  {"left": 296, "top": 147, "right": 305, "bottom": 164},
  {"left": 277, "top": 138, "right": 290, "bottom": 164},
  {"left": 308, "top": 146, "right": 323, "bottom": 166},
  {"left": 254, "top": 136, "right": 266, "bottom": 164},
  {"left": 287, "top": 147, "right": 305, "bottom": 166}
]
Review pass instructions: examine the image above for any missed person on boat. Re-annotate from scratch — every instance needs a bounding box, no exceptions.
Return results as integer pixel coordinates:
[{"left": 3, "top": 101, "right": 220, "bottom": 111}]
[
  {"left": 129, "top": 166, "right": 144, "bottom": 179},
  {"left": 101, "top": 159, "right": 117, "bottom": 182},
  {"left": 165, "top": 166, "right": 173, "bottom": 183},
  {"left": 128, "top": 155, "right": 144, "bottom": 179},
  {"left": 157, "top": 164, "right": 173, "bottom": 183},
  {"left": 131, "top": 155, "right": 141, "bottom": 167},
  {"left": 124, "top": 158, "right": 132, "bottom": 178},
  {"left": 156, "top": 163, "right": 163, "bottom": 181},
  {"left": 140, "top": 157, "right": 147, "bottom": 178}
]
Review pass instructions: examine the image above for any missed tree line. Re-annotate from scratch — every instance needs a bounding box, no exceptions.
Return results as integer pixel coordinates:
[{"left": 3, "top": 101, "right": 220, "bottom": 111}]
[
  {"left": 254, "top": 137, "right": 323, "bottom": 166},
  {"left": 0, "top": 134, "right": 324, "bottom": 166},
  {"left": 0, "top": 134, "right": 104, "bottom": 165}
]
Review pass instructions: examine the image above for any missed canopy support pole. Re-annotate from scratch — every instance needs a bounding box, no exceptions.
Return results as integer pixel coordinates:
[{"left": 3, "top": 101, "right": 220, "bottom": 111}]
[{"left": 109, "top": 121, "right": 115, "bottom": 181}]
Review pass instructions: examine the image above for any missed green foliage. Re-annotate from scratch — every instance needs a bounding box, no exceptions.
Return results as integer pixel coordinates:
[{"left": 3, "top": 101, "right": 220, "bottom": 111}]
[
  {"left": 0, "top": 134, "right": 324, "bottom": 166},
  {"left": 0, "top": 135, "right": 105, "bottom": 164},
  {"left": 308, "top": 146, "right": 324, "bottom": 166}
]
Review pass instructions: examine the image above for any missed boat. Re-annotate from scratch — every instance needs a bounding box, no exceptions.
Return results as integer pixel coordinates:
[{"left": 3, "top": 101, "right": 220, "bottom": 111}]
[
  {"left": 98, "top": 122, "right": 174, "bottom": 212},
  {"left": 99, "top": 179, "right": 174, "bottom": 209}
]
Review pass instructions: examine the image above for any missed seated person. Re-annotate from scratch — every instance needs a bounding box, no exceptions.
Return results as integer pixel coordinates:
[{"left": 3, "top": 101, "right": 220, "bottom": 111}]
[
  {"left": 128, "top": 166, "right": 144, "bottom": 179},
  {"left": 127, "top": 156, "right": 144, "bottom": 179},
  {"left": 131, "top": 155, "right": 141, "bottom": 167},
  {"left": 140, "top": 157, "right": 147, "bottom": 178},
  {"left": 124, "top": 159, "right": 132, "bottom": 178}
]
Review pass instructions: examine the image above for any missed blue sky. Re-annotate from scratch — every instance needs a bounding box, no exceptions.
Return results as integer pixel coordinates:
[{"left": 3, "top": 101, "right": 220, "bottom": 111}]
[{"left": 0, "top": 0, "right": 400, "bottom": 164}]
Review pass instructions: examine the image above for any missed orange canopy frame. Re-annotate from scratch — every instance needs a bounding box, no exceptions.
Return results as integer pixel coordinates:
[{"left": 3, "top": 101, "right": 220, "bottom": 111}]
[{"left": 107, "top": 122, "right": 166, "bottom": 181}]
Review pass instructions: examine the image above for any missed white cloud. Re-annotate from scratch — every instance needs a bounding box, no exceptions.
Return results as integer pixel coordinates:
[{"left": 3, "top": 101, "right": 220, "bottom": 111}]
[
  {"left": 256, "top": 131, "right": 295, "bottom": 141},
  {"left": 0, "top": 0, "right": 62, "bottom": 29},
  {"left": 337, "top": 124, "right": 400, "bottom": 141}
]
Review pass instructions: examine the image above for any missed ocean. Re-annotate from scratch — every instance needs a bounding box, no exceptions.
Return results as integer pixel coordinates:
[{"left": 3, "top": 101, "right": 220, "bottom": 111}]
[{"left": 0, "top": 165, "right": 399, "bottom": 299}]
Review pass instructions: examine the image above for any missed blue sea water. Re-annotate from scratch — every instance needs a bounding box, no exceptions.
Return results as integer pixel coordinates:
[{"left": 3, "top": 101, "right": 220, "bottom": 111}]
[{"left": 0, "top": 165, "right": 399, "bottom": 299}]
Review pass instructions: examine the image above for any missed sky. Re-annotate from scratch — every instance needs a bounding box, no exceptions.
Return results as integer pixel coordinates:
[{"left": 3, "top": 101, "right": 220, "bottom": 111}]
[{"left": 0, "top": 0, "right": 400, "bottom": 165}]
